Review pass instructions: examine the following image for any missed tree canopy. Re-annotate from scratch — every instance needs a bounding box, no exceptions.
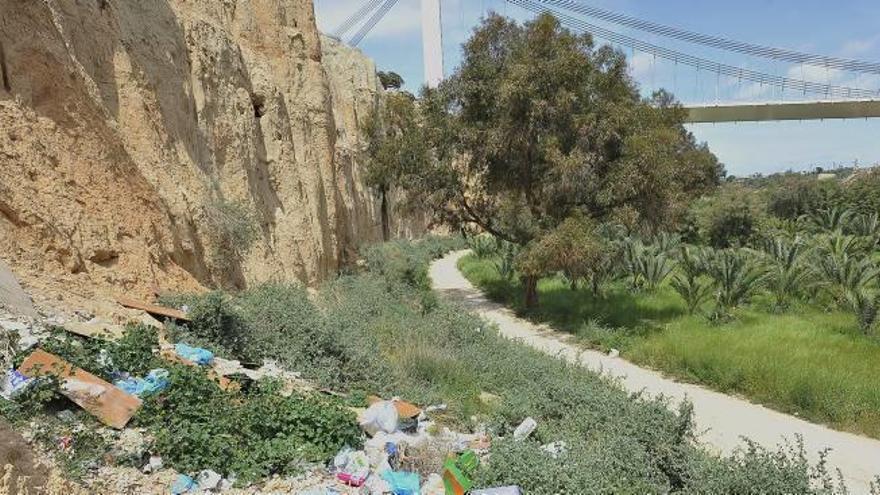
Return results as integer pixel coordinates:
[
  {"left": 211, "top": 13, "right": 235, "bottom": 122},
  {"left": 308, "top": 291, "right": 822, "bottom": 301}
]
[
  {"left": 377, "top": 71, "right": 405, "bottom": 90},
  {"left": 410, "top": 13, "right": 720, "bottom": 238},
  {"left": 372, "top": 13, "right": 723, "bottom": 306}
]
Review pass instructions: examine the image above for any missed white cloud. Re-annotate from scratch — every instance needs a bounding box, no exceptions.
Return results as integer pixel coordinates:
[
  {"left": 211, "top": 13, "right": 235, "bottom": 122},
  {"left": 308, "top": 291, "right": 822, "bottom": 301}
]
[{"left": 840, "top": 35, "right": 880, "bottom": 58}]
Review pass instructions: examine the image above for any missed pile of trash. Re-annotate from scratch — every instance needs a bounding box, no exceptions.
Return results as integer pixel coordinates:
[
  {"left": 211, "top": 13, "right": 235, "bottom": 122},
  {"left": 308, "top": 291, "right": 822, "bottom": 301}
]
[{"left": 1, "top": 297, "right": 527, "bottom": 494}]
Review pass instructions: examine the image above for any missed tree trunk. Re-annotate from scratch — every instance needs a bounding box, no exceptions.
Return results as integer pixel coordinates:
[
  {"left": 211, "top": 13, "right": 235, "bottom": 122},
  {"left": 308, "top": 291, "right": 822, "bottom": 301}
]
[
  {"left": 380, "top": 187, "right": 390, "bottom": 242},
  {"left": 524, "top": 275, "right": 539, "bottom": 309}
]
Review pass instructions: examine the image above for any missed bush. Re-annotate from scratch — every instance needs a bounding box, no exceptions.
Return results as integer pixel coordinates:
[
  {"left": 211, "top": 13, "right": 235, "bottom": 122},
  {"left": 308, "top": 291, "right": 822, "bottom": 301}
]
[
  {"left": 203, "top": 198, "right": 258, "bottom": 267},
  {"left": 692, "top": 186, "right": 763, "bottom": 248},
  {"left": 139, "top": 367, "right": 360, "bottom": 483}
]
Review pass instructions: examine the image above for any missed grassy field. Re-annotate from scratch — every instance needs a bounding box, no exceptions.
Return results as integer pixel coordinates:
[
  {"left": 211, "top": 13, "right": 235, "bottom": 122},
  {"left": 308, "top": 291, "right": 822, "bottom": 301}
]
[{"left": 458, "top": 253, "right": 880, "bottom": 439}]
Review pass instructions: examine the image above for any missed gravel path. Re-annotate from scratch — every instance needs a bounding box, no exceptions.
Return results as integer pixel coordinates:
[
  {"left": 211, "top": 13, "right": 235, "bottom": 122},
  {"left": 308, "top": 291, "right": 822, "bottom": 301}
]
[{"left": 430, "top": 250, "right": 880, "bottom": 494}]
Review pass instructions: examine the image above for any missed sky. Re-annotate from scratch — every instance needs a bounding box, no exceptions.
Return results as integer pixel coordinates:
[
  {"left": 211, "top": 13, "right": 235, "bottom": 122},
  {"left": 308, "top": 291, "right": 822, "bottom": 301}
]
[{"left": 314, "top": 0, "right": 880, "bottom": 176}]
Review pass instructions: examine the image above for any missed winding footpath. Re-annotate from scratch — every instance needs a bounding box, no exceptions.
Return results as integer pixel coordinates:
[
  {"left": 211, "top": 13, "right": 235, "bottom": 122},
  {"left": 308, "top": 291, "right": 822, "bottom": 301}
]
[{"left": 431, "top": 250, "right": 880, "bottom": 493}]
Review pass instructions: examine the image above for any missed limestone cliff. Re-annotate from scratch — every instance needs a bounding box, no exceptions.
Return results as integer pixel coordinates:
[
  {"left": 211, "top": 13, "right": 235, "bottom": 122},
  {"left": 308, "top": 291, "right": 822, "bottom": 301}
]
[{"left": 0, "top": 0, "right": 419, "bottom": 308}]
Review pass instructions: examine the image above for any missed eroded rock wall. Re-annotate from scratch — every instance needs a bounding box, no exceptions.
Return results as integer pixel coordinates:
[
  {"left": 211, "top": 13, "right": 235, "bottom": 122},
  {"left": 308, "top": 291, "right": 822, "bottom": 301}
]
[{"left": 0, "top": 0, "right": 417, "bottom": 308}]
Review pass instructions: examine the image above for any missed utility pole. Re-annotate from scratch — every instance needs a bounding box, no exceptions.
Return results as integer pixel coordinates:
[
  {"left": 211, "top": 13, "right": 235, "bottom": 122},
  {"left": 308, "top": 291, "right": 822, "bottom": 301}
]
[{"left": 421, "top": 0, "right": 444, "bottom": 88}]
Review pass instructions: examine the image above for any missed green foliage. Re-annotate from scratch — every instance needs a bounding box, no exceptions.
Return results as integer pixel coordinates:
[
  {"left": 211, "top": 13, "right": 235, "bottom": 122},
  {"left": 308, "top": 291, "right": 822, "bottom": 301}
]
[
  {"left": 185, "top": 291, "right": 248, "bottom": 358},
  {"left": 670, "top": 247, "right": 712, "bottom": 314},
  {"left": 493, "top": 239, "right": 519, "bottom": 282},
  {"left": 693, "top": 186, "right": 762, "bottom": 248},
  {"left": 760, "top": 236, "right": 814, "bottom": 310},
  {"left": 468, "top": 234, "right": 500, "bottom": 259},
  {"left": 407, "top": 13, "right": 720, "bottom": 255},
  {"left": 621, "top": 239, "right": 677, "bottom": 291},
  {"left": 766, "top": 174, "right": 835, "bottom": 221},
  {"left": 362, "top": 236, "right": 465, "bottom": 292},
  {"left": 460, "top": 247, "right": 880, "bottom": 440},
  {"left": 705, "top": 250, "right": 767, "bottom": 319},
  {"left": 803, "top": 207, "right": 852, "bottom": 233},
  {"left": 377, "top": 70, "right": 404, "bottom": 90},
  {"left": 139, "top": 366, "right": 360, "bottom": 482}
]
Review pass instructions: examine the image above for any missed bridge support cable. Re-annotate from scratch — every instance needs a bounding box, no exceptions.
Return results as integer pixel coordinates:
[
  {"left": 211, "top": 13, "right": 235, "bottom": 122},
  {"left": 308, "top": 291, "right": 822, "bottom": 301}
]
[
  {"left": 332, "top": 0, "right": 386, "bottom": 38},
  {"left": 349, "top": 0, "right": 402, "bottom": 46},
  {"left": 530, "top": 0, "right": 880, "bottom": 75},
  {"left": 506, "top": 0, "right": 880, "bottom": 100}
]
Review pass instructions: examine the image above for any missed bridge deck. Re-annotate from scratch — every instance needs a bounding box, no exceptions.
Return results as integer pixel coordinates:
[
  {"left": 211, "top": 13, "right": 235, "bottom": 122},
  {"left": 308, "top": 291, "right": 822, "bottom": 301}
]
[{"left": 685, "top": 100, "right": 880, "bottom": 123}]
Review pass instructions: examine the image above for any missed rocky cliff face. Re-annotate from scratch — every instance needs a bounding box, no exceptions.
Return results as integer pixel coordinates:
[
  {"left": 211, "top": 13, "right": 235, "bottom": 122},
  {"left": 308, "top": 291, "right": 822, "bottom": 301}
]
[{"left": 0, "top": 0, "right": 418, "bottom": 307}]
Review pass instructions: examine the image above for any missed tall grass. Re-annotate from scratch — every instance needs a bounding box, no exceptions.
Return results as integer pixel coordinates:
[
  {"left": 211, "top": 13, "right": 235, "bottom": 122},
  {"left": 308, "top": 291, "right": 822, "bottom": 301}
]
[{"left": 459, "top": 252, "right": 880, "bottom": 439}]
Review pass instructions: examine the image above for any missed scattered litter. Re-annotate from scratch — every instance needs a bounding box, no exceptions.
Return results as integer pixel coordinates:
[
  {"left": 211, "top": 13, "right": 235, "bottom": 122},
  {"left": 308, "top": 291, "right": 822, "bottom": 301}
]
[
  {"left": 0, "top": 368, "right": 33, "bottom": 400},
  {"left": 513, "top": 417, "right": 537, "bottom": 441},
  {"left": 471, "top": 487, "right": 523, "bottom": 495},
  {"left": 114, "top": 369, "right": 169, "bottom": 397},
  {"left": 61, "top": 377, "right": 108, "bottom": 399},
  {"left": 56, "top": 435, "right": 73, "bottom": 452},
  {"left": 196, "top": 469, "right": 222, "bottom": 491},
  {"left": 608, "top": 348, "right": 620, "bottom": 358},
  {"left": 18, "top": 349, "right": 142, "bottom": 429},
  {"left": 142, "top": 455, "right": 163, "bottom": 474},
  {"left": 170, "top": 473, "right": 197, "bottom": 494},
  {"left": 442, "top": 450, "right": 479, "bottom": 495},
  {"left": 334, "top": 448, "right": 370, "bottom": 487},
  {"left": 368, "top": 395, "right": 422, "bottom": 419},
  {"left": 540, "top": 440, "right": 568, "bottom": 458},
  {"left": 421, "top": 473, "right": 445, "bottom": 495},
  {"left": 382, "top": 470, "right": 420, "bottom": 495},
  {"left": 174, "top": 343, "right": 214, "bottom": 366},
  {"left": 360, "top": 400, "right": 399, "bottom": 436},
  {"left": 116, "top": 297, "right": 190, "bottom": 322}
]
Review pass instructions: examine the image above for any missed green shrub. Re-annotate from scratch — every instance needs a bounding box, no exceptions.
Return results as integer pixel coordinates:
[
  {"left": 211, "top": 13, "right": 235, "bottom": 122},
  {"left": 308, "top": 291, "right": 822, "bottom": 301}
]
[
  {"left": 692, "top": 187, "right": 763, "bottom": 248},
  {"left": 138, "top": 367, "right": 360, "bottom": 483}
]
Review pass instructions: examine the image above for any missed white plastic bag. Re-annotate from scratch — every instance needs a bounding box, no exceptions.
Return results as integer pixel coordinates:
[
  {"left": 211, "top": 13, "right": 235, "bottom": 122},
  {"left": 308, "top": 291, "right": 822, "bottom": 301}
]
[
  {"left": 513, "top": 417, "right": 537, "bottom": 441},
  {"left": 360, "top": 400, "right": 399, "bottom": 436}
]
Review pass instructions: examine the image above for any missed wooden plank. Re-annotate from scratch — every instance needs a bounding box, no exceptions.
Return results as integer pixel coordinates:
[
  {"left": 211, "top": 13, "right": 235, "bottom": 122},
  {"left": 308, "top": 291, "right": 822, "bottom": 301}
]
[
  {"left": 63, "top": 321, "right": 126, "bottom": 340},
  {"left": 116, "top": 296, "right": 190, "bottom": 322},
  {"left": 18, "top": 350, "right": 142, "bottom": 429}
]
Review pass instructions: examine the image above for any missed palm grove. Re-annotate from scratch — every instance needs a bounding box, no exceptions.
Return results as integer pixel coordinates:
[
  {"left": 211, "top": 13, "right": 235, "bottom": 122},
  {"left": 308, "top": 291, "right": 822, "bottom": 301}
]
[{"left": 364, "top": 13, "right": 722, "bottom": 307}]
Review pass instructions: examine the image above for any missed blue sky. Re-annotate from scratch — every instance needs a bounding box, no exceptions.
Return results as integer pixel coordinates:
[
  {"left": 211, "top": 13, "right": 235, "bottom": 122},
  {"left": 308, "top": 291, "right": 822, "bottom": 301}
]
[{"left": 315, "top": 0, "right": 880, "bottom": 176}]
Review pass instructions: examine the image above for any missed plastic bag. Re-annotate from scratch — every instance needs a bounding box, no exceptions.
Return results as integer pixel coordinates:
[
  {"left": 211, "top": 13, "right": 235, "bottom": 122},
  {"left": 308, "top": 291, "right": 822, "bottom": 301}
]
[
  {"left": 0, "top": 369, "right": 33, "bottom": 400},
  {"left": 381, "top": 470, "right": 420, "bottom": 495},
  {"left": 334, "top": 448, "right": 370, "bottom": 487},
  {"left": 513, "top": 417, "right": 537, "bottom": 441},
  {"left": 114, "top": 369, "right": 169, "bottom": 397},
  {"left": 360, "top": 400, "right": 399, "bottom": 436},
  {"left": 174, "top": 343, "right": 214, "bottom": 365}
]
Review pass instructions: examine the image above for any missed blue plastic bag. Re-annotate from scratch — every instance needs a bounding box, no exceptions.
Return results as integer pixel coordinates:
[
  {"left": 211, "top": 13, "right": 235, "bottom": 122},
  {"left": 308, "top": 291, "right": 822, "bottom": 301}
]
[
  {"left": 174, "top": 343, "right": 214, "bottom": 365},
  {"left": 381, "top": 470, "right": 420, "bottom": 495},
  {"left": 171, "top": 474, "right": 196, "bottom": 494},
  {"left": 114, "top": 369, "right": 169, "bottom": 397}
]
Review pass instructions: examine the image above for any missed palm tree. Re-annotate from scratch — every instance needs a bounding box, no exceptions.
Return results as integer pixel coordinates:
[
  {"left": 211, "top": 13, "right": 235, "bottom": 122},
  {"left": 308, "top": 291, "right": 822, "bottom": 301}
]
[
  {"left": 802, "top": 206, "right": 852, "bottom": 233},
  {"left": 760, "top": 236, "right": 813, "bottom": 309},
  {"left": 706, "top": 249, "right": 767, "bottom": 318}
]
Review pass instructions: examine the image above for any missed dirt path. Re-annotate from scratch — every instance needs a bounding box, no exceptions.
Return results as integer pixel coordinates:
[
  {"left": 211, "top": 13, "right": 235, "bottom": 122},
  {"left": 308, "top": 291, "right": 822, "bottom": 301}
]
[{"left": 431, "top": 250, "right": 880, "bottom": 494}]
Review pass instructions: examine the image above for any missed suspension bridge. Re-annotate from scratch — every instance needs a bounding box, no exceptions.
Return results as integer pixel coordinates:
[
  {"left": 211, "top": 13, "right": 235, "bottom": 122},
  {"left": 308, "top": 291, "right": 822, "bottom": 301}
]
[{"left": 329, "top": 0, "right": 880, "bottom": 123}]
